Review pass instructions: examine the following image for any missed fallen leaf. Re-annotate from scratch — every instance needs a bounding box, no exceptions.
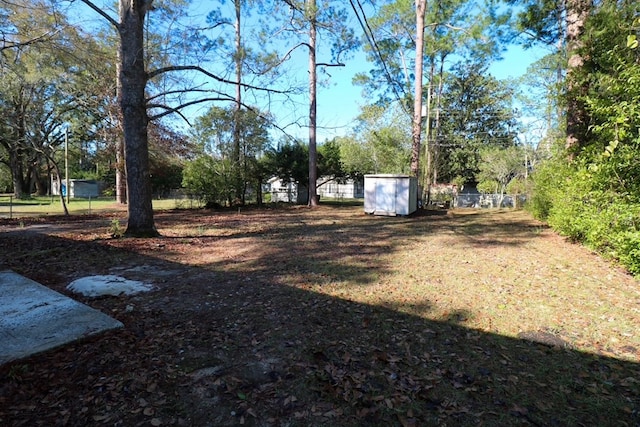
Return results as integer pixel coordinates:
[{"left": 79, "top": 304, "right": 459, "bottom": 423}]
[{"left": 397, "top": 414, "right": 417, "bottom": 427}]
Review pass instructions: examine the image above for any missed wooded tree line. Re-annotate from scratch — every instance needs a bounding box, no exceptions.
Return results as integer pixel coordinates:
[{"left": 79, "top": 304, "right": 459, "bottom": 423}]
[
  {"left": 0, "top": 0, "right": 516, "bottom": 230},
  {"left": 1, "top": 0, "right": 639, "bottom": 273},
  {"left": 521, "top": 0, "right": 640, "bottom": 275}
]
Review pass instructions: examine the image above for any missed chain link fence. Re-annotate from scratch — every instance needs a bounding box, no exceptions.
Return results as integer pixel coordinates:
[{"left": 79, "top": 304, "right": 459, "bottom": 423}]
[
  {"left": 0, "top": 193, "right": 204, "bottom": 219},
  {"left": 453, "top": 193, "right": 527, "bottom": 209}
]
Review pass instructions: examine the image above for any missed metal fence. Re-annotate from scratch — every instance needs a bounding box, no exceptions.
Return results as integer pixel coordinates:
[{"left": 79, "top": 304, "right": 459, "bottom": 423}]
[
  {"left": 453, "top": 193, "right": 527, "bottom": 209},
  {"left": 0, "top": 194, "right": 212, "bottom": 219},
  {"left": 0, "top": 195, "right": 102, "bottom": 219}
]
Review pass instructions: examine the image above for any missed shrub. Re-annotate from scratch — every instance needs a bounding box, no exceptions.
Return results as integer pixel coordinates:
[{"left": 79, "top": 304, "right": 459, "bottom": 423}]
[
  {"left": 528, "top": 157, "right": 567, "bottom": 220},
  {"left": 531, "top": 156, "right": 640, "bottom": 276},
  {"left": 613, "top": 231, "right": 640, "bottom": 275},
  {"left": 182, "top": 156, "right": 235, "bottom": 207}
]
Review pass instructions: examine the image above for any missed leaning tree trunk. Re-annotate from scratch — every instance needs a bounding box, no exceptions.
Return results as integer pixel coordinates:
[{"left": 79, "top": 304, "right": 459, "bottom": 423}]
[
  {"left": 119, "top": 0, "right": 157, "bottom": 236},
  {"left": 49, "top": 161, "right": 69, "bottom": 216}
]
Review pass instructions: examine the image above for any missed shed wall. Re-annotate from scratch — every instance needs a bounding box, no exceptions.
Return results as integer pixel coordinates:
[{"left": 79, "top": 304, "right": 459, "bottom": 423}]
[{"left": 364, "top": 175, "right": 417, "bottom": 216}]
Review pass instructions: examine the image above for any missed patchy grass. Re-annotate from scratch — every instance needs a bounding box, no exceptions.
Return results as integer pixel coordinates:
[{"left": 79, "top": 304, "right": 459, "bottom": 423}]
[
  {"left": 0, "top": 195, "right": 199, "bottom": 218},
  {"left": 0, "top": 206, "right": 638, "bottom": 426}
]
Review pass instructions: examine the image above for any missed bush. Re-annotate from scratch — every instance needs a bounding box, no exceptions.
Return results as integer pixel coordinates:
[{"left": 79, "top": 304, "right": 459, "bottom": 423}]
[
  {"left": 476, "top": 180, "right": 496, "bottom": 195},
  {"left": 528, "top": 157, "right": 567, "bottom": 220},
  {"left": 531, "top": 156, "right": 640, "bottom": 276},
  {"left": 182, "top": 156, "right": 235, "bottom": 207},
  {"left": 613, "top": 231, "right": 640, "bottom": 276}
]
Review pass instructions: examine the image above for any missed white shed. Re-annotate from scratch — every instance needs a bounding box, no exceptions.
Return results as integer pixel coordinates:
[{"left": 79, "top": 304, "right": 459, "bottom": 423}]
[
  {"left": 364, "top": 174, "right": 418, "bottom": 216},
  {"left": 51, "top": 178, "right": 100, "bottom": 198}
]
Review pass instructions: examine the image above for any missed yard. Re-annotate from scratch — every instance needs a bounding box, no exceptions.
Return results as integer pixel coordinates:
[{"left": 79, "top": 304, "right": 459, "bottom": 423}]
[{"left": 0, "top": 205, "right": 639, "bottom": 426}]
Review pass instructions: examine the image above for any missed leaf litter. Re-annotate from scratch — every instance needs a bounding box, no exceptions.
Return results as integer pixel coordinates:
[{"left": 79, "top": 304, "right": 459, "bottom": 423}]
[{"left": 0, "top": 206, "right": 639, "bottom": 426}]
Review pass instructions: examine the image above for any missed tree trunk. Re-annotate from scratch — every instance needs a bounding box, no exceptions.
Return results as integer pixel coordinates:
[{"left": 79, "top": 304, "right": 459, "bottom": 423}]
[
  {"left": 307, "top": 0, "right": 318, "bottom": 207},
  {"left": 423, "top": 57, "right": 435, "bottom": 204},
  {"left": 9, "top": 103, "right": 27, "bottom": 198},
  {"left": 410, "top": 0, "right": 427, "bottom": 179},
  {"left": 256, "top": 175, "right": 263, "bottom": 206},
  {"left": 565, "top": 0, "right": 592, "bottom": 153},
  {"left": 115, "top": 135, "right": 127, "bottom": 203},
  {"left": 113, "top": 58, "right": 127, "bottom": 204},
  {"left": 119, "top": 0, "right": 157, "bottom": 236},
  {"left": 50, "top": 162, "right": 69, "bottom": 216},
  {"left": 29, "top": 159, "right": 47, "bottom": 196},
  {"left": 233, "top": 0, "right": 244, "bottom": 203},
  {"left": 9, "top": 149, "right": 25, "bottom": 199},
  {"left": 433, "top": 55, "right": 445, "bottom": 184}
]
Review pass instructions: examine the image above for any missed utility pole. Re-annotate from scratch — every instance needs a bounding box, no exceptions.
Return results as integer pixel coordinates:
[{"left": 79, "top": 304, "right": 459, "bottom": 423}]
[{"left": 65, "top": 128, "right": 70, "bottom": 204}]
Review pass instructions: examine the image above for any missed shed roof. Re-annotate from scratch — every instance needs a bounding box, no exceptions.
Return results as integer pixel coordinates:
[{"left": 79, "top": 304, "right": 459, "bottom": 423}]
[{"left": 364, "top": 174, "right": 413, "bottom": 179}]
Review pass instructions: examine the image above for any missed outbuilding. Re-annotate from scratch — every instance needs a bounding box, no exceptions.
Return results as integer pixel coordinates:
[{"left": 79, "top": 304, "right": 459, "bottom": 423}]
[
  {"left": 364, "top": 174, "right": 418, "bottom": 216},
  {"left": 51, "top": 178, "right": 100, "bottom": 198}
]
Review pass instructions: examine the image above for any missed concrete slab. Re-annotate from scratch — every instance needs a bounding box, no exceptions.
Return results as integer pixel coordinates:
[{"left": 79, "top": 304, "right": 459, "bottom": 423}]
[{"left": 0, "top": 270, "right": 124, "bottom": 365}]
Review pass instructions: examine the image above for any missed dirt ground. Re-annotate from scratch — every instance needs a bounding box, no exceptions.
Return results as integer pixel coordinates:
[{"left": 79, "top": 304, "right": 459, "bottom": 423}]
[{"left": 0, "top": 205, "right": 639, "bottom": 426}]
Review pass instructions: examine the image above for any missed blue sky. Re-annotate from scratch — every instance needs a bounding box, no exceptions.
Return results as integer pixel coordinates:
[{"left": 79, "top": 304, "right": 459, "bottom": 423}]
[
  {"left": 309, "top": 42, "right": 548, "bottom": 143},
  {"left": 66, "top": 1, "right": 548, "bottom": 145}
]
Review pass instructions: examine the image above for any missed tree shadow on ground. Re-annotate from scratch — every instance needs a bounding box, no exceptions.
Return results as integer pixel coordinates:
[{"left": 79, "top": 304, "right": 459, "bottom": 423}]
[
  {"left": 0, "top": 209, "right": 638, "bottom": 426},
  {"left": 146, "top": 206, "right": 546, "bottom": 288}
]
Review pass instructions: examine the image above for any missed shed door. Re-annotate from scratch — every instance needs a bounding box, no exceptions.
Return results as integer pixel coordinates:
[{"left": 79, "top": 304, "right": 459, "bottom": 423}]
[{"left": 375, "top": 179, "right": 396, "bottom": 214}]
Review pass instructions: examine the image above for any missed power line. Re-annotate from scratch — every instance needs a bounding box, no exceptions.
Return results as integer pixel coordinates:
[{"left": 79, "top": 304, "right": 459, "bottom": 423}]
[{"left": 348, "top": 0, "right": 406, "bottom": 107}]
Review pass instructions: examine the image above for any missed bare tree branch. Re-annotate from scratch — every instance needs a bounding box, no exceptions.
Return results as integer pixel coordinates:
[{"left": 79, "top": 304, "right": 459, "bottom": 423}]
[
  {"left": 146, "top": 87, "right": 212, "bottom": 102},
  {"left": 147, "top": 65, "right": 291, "bottom": 94},
  {"left": 78, "top": 0, "right": 119, "bottom": 29},
  {"left": 1, "top": 28, "right": 63, "bottom": 51},
  {"left": 279, "top": 0, "right": 302, "bottom": 12},
  {"left": 147, "top": 96, "right": 236, "bottom": 121}
]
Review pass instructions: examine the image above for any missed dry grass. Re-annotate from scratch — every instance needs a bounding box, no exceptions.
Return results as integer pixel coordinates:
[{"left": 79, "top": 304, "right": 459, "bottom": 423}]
[{"left": 0, "top": 205, "right": 639, "bottom": 426}]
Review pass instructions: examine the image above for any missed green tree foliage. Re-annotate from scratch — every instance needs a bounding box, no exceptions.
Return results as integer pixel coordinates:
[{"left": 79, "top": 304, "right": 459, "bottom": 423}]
[
  {"left": 264, "top": 140, "right": 310, "bottom": 189},
  {"left": 260, "top": 137, "right": 351, "bottom": 199},
  {"left": 531, "top": 3, "right": 640, "bottom": 276},
  {"left": 436, "top": 61, "right": 518, "bottom": 184},
  {"left": 357, "top": 0, "right": 512, "bottom": 108},
  {"left": 182, "top": 156, "right": 235, "bottom": 208},
  {"left": 336, "top": 104, "right": 411, "bottom": 176},
  {"left": 355, "top": 0, "right": 512, "bottom": 189},
  {"left": 516, "top": 53, "right": 564, "bottom": 143},
  {"left": 317, "top": 138, "right": 348, "bottom": 184},
  {"left": 508, "top": 0, "right": 566, "bottom": 47},
  {"left": 0, "top": 0, "right": 113, "bottom": 199},
  {"left": 189, "top": 106, "right": 270, "bottom": 205},
  {"left": 148, "top": 123, "right": 193, "bottom": 198},
  {"left": 476, "top": 145, "right": 526, "bottom": 204}
]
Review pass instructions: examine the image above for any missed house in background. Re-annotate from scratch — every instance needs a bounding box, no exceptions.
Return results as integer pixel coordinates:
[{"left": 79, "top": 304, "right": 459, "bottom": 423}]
[
  {"left": 268, "top": 177, "right": 308, "bottom": 204},
  {"left": 269, "top": 176, "right": 364, "bottom": 204},
  {"left": 316, "top": 177, "right": 364, "bottom": 199}
]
